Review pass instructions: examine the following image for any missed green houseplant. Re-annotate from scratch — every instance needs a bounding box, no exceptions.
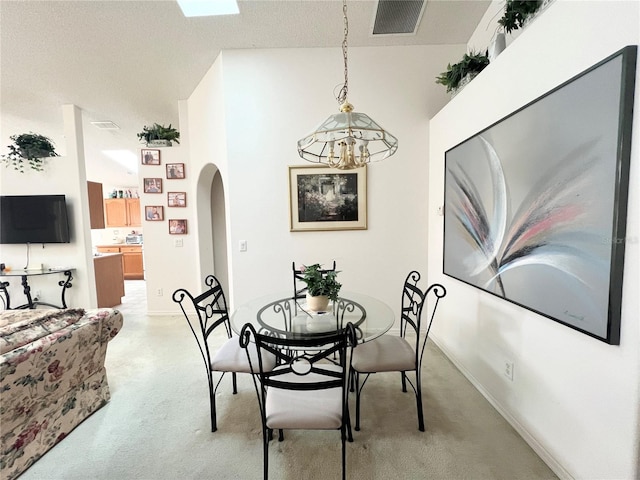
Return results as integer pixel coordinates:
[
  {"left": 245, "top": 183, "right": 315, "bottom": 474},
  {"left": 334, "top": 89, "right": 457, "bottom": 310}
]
[
  {"left": 498, "top": 0, "right": 543, "bottom": 33},
  {"left": 1, "top": 133, "right": 59, "bottom": 173},
  {"left": 136, "top": 123, "right": 180, "bottom": 146},
  {"left": 435, "top": 51, "right": 490, "bottom": 93},
  {"left": 300, "top": 263, "right": 342, "bottom": 304}
]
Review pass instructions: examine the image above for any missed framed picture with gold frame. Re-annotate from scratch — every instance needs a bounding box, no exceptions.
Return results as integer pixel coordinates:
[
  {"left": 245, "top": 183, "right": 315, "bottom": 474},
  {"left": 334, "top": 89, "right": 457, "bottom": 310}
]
[{"left": 288, "top": 165, "right": 367, "bottom": 232}]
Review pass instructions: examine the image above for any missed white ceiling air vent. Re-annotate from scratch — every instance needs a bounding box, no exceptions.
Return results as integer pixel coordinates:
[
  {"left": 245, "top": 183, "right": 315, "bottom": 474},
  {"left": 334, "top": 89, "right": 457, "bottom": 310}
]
[
  {"left": 90, "top": 121, "right": 120, "bottom": 130},
  {"left": 372, "top": 0, "right": 426, "bottom": 36}
]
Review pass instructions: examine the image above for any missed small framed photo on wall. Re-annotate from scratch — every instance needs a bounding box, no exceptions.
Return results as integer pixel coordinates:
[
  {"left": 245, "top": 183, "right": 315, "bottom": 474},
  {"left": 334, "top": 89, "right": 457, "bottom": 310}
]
[
  {"left": 143, "top": 178, "right": 163, "bottom": 193},
  {"left": 166, "top": 163, "right": 185, "bottom": 179},
  {"left": 145, "top": 205, "right": 164, "bottom": 221},
  {"left": 168, "top": 192, "right": 186, "bottom": 207},
  {"left": 141, "top": 149, "right": 161, "bottom": 165},
  {"left": 169, "top": 219, "right": 187, "bottom": 235}
]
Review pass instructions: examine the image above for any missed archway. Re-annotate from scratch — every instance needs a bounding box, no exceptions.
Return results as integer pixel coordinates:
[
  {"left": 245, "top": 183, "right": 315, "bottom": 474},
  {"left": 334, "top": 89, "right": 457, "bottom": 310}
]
[{"left": 196, "top": 164, "right": 229, "bottom": 296}]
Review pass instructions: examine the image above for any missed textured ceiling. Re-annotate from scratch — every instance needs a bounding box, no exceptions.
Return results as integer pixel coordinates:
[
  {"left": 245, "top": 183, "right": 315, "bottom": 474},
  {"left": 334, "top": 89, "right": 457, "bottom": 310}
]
[{"left": 0, "top": 0, "right": 490, "bottom": 186}]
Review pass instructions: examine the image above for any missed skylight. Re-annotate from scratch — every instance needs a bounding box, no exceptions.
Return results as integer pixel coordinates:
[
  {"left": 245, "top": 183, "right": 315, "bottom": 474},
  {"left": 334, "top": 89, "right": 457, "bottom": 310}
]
[{"left": 177, "top": 0, "right": 239, "bottom": 17}]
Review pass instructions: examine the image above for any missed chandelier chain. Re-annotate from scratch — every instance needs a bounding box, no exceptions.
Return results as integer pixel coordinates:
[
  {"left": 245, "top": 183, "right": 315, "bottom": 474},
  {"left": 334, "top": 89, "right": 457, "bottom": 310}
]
[{"left": 337, "top": 0, "right": 349, "bottom": 105}]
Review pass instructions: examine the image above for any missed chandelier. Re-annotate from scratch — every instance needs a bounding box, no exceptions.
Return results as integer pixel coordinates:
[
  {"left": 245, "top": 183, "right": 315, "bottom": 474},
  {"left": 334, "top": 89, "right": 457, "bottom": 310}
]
[{"left": 296, "top": 0, "right": 398, "bottom": 170}]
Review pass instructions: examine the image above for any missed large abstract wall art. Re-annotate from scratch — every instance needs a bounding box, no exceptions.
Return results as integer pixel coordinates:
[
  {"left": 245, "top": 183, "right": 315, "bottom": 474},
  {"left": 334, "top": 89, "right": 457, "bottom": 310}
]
[{"left": 443, "top": 46, "right": 637, "bottom": 344}]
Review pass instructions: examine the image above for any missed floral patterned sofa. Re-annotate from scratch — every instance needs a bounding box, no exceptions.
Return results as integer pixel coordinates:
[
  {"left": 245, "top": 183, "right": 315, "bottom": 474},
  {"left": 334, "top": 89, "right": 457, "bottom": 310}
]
[{"left": 0, "top": 308, "right": 123, "bottom": 479}]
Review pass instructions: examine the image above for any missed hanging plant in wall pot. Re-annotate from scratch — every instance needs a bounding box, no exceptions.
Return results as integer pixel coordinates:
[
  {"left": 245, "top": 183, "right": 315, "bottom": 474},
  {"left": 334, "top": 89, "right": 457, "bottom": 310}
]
[{"left": 0, "top": 132, "right": 59, "bottom": 173}]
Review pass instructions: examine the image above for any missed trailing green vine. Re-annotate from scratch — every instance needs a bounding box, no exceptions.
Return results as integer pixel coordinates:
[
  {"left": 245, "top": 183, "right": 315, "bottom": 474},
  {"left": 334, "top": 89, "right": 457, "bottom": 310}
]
[{"left": 1, "top": 133, "right": 59, "bottom": 173}]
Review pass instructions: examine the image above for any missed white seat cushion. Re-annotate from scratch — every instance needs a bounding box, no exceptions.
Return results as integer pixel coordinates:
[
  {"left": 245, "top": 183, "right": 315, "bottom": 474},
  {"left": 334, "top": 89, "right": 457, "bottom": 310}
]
[
  {"left": 211, "top": 336, "right": 276, "bottom": 373},
  {"left": 265, "top": 365, "right": 343, "bottom": 430},
  {"left": 351, "top": 335, "right": 415, "bottom": 373}
]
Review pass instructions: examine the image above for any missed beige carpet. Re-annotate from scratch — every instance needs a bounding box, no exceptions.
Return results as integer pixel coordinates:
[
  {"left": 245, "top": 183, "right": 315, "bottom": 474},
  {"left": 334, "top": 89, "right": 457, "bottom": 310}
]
[{"left": 18, "top": 281, "right": 557, "bottom": 480}]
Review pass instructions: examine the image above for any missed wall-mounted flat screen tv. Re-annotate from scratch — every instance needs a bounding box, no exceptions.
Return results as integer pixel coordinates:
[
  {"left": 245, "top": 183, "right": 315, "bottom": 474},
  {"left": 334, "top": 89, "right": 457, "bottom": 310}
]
[{"left": 0, "top": 195, "right": 71, "bottom": 244}]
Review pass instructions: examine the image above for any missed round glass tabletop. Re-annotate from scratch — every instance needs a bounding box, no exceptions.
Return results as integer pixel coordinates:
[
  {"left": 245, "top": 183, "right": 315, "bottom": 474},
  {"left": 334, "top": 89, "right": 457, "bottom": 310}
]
[{"left": 231, "top": 291, "right": 395, "bottom": 342}]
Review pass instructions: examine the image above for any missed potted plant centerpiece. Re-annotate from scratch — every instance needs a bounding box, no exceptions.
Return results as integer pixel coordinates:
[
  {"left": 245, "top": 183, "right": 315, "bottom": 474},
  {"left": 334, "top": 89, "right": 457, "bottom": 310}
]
[
  {"left": 1, "top": 133, "right": 59, "bottom": 173},
  {"left": 137, "top": 123, "right": 180, "bottom": 147},
  {"left": 435, "top": 51, "right": 490, "bottom": 95},
  {"left": 300, "top": 263, "right": 342, "bottom": 312}
]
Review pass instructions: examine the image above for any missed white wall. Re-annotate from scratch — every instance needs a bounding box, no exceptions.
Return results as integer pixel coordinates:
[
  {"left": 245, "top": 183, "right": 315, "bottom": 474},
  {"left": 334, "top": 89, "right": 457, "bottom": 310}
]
[
  {"left": 142, "top": 101, "right": 196, "bottom": 313},
  {"left": 183, "top": 44, "right": 464, "bottom": 313},
  {"left": 428, "top": 2, "right": 640, "bottom": 479},
  {"left": 0, "top": 105, "right": 96, "bottom": 309}
]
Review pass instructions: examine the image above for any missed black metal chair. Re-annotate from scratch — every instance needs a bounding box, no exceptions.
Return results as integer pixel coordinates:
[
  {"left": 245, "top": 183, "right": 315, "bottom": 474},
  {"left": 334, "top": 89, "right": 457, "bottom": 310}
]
[
  {"left": 351, "top": 271, "right": 446, "bottom": 432},
  {"left": 172, "top": 275, "right": 276, "bottom": 432},
  {"left": 240, "top": 322, "right": 357, "bottom": 480}
]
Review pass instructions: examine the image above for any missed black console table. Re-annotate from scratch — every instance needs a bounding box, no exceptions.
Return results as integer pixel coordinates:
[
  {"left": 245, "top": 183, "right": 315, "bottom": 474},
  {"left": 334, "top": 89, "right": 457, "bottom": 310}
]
[{"left": 0, "top": 268, "right": 75, "bottom": 310}]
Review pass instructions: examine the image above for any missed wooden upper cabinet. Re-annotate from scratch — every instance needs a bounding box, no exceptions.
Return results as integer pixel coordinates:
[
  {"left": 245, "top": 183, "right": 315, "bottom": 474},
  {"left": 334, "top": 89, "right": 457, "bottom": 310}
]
[
  {"left": 127, "top": 198, "right": 141, "bottom": 226},
  {"left": 104, "top": 198, "right": 141, "bottom": 227},
  {"left": 87, "top": 181, "right": 105, "bottom": 229}
]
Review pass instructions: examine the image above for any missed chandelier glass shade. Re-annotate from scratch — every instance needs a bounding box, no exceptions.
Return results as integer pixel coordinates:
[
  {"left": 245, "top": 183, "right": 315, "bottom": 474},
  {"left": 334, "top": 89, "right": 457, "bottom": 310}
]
[{"left": 296, "top": 0, "right": 398, "bottom": 170}]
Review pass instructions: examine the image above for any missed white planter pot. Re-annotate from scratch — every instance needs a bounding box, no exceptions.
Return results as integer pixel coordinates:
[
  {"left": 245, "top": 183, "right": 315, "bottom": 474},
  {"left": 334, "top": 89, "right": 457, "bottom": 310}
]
[
  {"left": 489, "top": 32, "right": 506, "bottom": 61},
  {"left": 147, "top": 139, "right": 172, "bottom": 147},
  {"left": 305, "top": 293, "right": 330, "bottom": 312}
]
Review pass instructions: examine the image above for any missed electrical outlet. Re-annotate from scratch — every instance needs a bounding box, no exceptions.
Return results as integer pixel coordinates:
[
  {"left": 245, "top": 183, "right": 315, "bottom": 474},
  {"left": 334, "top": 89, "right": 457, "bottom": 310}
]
[
  {"left": 33, "top": 290, "right": 41, "bottom": 301},
  {"left": 504, "top": 361, "right": 514, "bottom": 381},
  {"left": 156, "top": 288, "right": 163, "bottom": 297},
  {"left": 239, "top": 240, "right": 247, "bottom": 252},
  {"left": 174, "top": 238, "right": 183, "bottom": 247}
]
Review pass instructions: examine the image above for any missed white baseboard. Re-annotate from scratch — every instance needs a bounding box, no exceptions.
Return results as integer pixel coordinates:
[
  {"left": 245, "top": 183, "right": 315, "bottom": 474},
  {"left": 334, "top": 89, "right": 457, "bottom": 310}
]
[{"left": 430, "top": 336, "right": 573, "bottom": 480}]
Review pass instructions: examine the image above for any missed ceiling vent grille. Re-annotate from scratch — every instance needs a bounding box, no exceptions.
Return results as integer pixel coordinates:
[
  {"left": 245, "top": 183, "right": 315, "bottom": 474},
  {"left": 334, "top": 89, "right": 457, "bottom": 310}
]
[
  {"left": 91, "top": 121, "right": 120, "bottom": 130},
  {"left": 372, "top": 0, "right": 425, "bottom": 36}
]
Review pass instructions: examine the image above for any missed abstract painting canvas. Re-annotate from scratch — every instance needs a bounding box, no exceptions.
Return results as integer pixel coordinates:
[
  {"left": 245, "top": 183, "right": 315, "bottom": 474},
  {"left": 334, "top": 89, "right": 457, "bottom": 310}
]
[{"left": 443, "top": 46, "right": 636, "bottom": 344}]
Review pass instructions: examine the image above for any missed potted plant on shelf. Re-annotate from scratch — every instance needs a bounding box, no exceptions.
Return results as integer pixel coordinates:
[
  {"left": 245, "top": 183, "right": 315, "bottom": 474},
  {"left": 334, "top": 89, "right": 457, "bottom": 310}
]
[
  {"left": 0, "top": 133, "right": 59, "bottom": 173},
  {"left": 435, "top": 51, "right": 490, "bottom": 94},
  {"left": 300, "top": 263, "right": 342, "bottom": 312},
  {"left": 136, "top": 123, "right": 180, "bottom": 147},
  {"left": 498, "top": 0, "right": 543, "bottom": 33}
]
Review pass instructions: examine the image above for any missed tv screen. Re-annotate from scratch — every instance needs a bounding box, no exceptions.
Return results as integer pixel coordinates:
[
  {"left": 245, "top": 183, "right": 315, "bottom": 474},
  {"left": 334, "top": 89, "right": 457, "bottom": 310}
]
[{"left": 0, "top": 195, "right": 71, "bottom": 244}]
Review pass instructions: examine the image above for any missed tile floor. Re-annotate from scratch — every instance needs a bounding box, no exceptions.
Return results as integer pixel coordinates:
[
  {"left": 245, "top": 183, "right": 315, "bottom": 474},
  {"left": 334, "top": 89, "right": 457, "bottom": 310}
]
[{"left": 118, "top": 280, "right": 147, "bottom": 315}]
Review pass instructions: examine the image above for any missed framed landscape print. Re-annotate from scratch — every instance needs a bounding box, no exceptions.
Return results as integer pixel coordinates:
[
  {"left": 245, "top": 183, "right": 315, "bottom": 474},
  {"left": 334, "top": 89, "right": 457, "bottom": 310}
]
[
  {"left": 141, "top": 149, "right": 160, "bottom": 165},
  {"left": 168, "top": 192, "right": 186, "bottom": 207},
  {"left": 443, "top": 46, "right": 636, "bottom": 345},
  {"left": 288, "top": 165, "right": 367, "bottom": 232},
  {"left": 166, "top": 163, "right": 185, "bottom": 179}
]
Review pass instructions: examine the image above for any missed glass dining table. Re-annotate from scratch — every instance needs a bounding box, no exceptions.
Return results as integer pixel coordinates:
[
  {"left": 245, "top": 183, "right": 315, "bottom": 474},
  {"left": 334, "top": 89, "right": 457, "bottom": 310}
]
[{"left": 230, "top": 291, "right": 395, "bottom": 343}]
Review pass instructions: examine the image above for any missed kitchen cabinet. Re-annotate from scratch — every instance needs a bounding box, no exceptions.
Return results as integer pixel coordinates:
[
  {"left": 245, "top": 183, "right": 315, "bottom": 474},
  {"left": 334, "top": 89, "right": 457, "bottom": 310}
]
[
  {"left": 97, "top": 245, "right": 144, "bottom": 280},
  {"left": 87, "top": 181, "right": 105, "bottom": 229},
  {"left": 94, "top": 253, "right": 124, "bottom": 307},
  {"left": 104, "top": 198, "right": 141, "bottom": 227}
]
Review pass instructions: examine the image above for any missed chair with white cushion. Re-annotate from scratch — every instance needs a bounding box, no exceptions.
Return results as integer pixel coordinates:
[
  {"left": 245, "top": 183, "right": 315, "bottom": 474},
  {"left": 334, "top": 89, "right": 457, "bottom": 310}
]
[
  {"left": 351, "top": 271, "right": 446, "bottom": 432},
  {"left": 173, "top": 275, "right": 276, "bottom": 432},
  {"left": 240, "top": 322, "right": 357, "bottom": 480}
]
